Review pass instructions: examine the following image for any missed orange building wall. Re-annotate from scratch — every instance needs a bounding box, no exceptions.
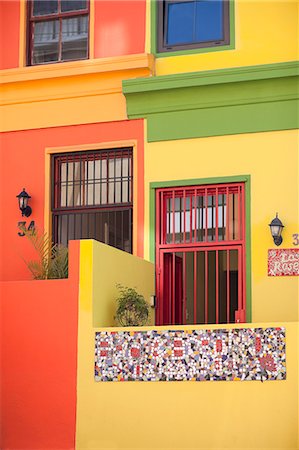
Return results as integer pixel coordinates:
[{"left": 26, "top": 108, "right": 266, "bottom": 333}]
[
  {"left": 0, "top": 0, "right": 146, "bottom": 70},
  {"left": 94, "top": 0, "right": 146, "bottom": 58},
  {"left": 0, "top": 241, "right": 80, "bottom": 450},
  {"left": 0, "top": 120, "right": 144, "bottom": 281},
  {"left": 0, "top": 0, "right": 20, "bottom": 69}
]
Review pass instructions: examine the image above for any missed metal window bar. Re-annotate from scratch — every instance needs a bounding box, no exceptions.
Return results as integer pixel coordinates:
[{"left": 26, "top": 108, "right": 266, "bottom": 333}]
[
  {"left": 156, "top": 183, "right": 245, "bottom": 326},
  {"left": 52, "top": 148, "right": 133, "bottom": 252},
  {"left": 158, "top": 184, "right": 243, "bottom": 247}
]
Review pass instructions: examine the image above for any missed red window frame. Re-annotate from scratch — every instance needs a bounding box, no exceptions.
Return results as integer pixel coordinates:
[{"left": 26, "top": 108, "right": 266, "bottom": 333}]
[
  {"left": 51, "top": 148, "right": 133, "bottom": 252},
  {"left": 155, "top": 183, "right": 246, "bottom": 326},
  {"left": 27, "top": 0, "right": 90, "bottom": 66}
]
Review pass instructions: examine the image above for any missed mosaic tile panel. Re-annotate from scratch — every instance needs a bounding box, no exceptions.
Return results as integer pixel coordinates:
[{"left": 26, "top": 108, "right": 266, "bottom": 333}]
[
  {"left": 268, "top": 248, "right": 299, "bottom": 276},
  {"left": 95, "top": 328, "right": 286, "bottom": 382}
]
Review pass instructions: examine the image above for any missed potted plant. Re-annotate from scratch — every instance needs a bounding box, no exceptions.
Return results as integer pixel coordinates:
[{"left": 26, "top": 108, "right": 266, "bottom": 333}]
[{"left": 115, "top": 284, "right": 149, "bottom": 326}]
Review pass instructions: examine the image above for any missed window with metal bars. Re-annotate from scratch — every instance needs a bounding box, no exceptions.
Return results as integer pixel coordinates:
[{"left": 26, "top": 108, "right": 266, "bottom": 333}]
[
  {"left": 156, "top": 183, "right": 246, "bottom": 326},
  {"left": 27, "top": 0, "right": 89, "bottom": 65},
  {"left": 51, "top": 148, "right": 133, "bottom": 253}
]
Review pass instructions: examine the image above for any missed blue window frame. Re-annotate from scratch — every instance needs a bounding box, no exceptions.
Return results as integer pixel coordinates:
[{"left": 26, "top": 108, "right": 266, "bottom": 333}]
[{"left": 157, "top": 0, "right": 230, "bottom": 53}]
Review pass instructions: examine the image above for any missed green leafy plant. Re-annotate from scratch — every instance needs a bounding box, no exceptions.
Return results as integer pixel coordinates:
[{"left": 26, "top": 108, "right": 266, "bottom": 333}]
[
  {"left": 23, "top": 228, "right": 68, "bottom": 280},
  {"left": 115, "top": 284, "right": 149, "bottom": 326}
]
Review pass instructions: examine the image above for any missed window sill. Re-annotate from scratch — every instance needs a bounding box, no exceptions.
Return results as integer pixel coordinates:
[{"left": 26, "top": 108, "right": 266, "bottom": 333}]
[{"left": 0, "top": 53, "right": 155, "bottom": 84}]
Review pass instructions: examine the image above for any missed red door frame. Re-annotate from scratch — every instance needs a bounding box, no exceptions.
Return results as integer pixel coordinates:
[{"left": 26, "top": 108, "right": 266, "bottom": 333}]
[{"left": 155, "top": 183, "right": 246, "bottom": 326}]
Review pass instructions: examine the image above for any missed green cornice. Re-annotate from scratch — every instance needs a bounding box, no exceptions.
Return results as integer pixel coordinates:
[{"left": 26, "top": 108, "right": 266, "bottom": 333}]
[
  {"left": 123, "top": 61, "right": 299, "bottom": 94},
  {"left": 123, "top": 61, "right": 299, "bottom": 142}
]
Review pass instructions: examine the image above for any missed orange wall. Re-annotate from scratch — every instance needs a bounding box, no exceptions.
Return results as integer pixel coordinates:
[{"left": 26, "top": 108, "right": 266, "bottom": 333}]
[
  {"left": 0, "top": 120, "right": 144, "bottom": 281},
  {"left": 0, "top": 0, "right": 146, "bottom": 70},
  {"left": 0, "top": 241, "right": 79, "bottom": 450},
  {"left": 0, "top": 0, "right": 20, "bottom": 69},
  {"left": 94, "top": 0, "right": 146, "bottom": 58}
]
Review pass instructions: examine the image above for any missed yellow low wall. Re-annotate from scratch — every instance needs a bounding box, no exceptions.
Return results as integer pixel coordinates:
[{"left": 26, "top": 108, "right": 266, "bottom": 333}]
[
  {"left": 76, "top": 240, "right": 298, "bottom": 450},
  {"left": 90, "top": 240, "right": 155, "bottom": 327}
]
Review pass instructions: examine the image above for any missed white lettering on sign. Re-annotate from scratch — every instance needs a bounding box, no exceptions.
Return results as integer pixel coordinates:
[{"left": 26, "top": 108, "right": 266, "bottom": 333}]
[{"left": 268, "top": 249, "right": 299, "bottom": 276}]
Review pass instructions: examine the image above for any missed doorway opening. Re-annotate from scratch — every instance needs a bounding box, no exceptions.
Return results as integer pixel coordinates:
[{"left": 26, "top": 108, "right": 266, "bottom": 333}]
[{"left": 156, "top": 183, "right": 246, "bottom": 325}]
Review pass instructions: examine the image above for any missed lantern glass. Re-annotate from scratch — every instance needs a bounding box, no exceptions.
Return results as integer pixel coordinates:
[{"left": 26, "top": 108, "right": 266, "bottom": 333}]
[
  {"left": 270, "top": 224, "right": 281, "bottom": 237},
  {"left": 19, "top": 196, "right": 27, "bottom": 209},
  {"left": 17, "top": 189, "right": 32, "bottom": 216}
]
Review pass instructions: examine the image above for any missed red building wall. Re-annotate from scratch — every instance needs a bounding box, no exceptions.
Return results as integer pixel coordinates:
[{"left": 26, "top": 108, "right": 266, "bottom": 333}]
[
  {"left": 0, "top": 120, "right": 144, "bottom": 281},
  {"left": 0, "top": 1, "right": 20, "bottom": 69},
  {"left": 0, "top": 0, "right": 146, "bottom": 70},
  {"left": 0, "top": 241, "right": 80, "bottom": 450}
]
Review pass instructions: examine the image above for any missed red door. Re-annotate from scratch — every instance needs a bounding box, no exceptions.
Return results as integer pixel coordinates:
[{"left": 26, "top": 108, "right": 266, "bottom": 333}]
[{"left": 156, "top": 183, "right": 246, "bottom": 326}]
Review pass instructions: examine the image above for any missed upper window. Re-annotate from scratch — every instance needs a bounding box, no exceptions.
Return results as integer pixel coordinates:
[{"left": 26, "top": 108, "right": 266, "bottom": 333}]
[
  {"left": 157, "top": 0, "right": 230, "bottom": 53},
  {"left": 27, "top": 0, "right": 89, "bottom": 65}
]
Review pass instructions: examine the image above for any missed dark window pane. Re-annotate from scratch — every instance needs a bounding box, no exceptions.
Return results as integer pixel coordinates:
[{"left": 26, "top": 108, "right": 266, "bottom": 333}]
[
  {"left": 33, "top": 20, "right": 59, "bottom": 64},
  {"left": 208, "top": 251, "right": 216, "bottom": 324},
  {"left": 33, "top": 1, "right": 58, "bottom": 16},
  {"left": 61, "top": 0, "right": 87, "bottom": 12},
  {"left": 61, "top": 16, "right": 88, "bottom": 61},
  {"left": 229, "top": 250, "right": 239, "bottom": 322},
  {"left": 195, "top": 0, "right": 223, "bottom": 42},
  {"left": 167, "top": 2, "right": 195, "bottom": 45}
]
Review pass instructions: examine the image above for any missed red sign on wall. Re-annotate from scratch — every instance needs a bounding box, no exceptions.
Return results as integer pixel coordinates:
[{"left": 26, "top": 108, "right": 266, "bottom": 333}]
[{"left": 268, "top": 249, "right": 299, "bottom": 276}]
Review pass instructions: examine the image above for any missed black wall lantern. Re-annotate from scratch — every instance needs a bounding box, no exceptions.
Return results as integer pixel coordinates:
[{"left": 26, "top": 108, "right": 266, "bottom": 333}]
[
  {"left": 269, "top": 213, "right": 284, "bottom": 246},
  {"left": 17, "top": 188, "right": 32, "bottom": 217}
]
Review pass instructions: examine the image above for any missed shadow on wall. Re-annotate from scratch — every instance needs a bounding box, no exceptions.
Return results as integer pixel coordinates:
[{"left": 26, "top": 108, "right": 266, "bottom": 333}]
[{"left": 80, "top": 239, "right": 155, "bottom": 328}]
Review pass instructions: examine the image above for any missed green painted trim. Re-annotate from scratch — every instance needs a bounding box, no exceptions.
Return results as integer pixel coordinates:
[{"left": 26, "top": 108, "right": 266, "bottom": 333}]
[
  {"left": 123, "top": 61, "right": 299, "bottom": 94},
  {"left": 123, "top": 61, "right": 299, "bottom": 141},
  {"left": 147, "top": 99, "right": 298, "bottom": 142},
  {"left": 150, "top": 0, "right": 235, "bottom": 58},
  {"left": 149, "top": 175, "right": 252, "bottom": 323}
]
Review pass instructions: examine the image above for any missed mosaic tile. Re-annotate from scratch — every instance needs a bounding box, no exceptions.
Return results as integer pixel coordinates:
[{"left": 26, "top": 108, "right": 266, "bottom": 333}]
[
  {"left": 94, "top": 327, "right": 286, "bottom": 382},
  {"left": 268, "top": 248, "right": 299, "bottom": 276}
]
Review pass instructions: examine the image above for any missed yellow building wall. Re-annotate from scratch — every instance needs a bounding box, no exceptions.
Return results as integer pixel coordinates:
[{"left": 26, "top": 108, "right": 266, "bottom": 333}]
[
  {"left": 153, "top": 0, "right": 299, "bottom": 75},
  {"left": 90, "top": 240, "right": 155, "bottom": 327},
  {"left": 76, "top": 240, "right": 298, "bottom": 449},
  {"left": 143, "top": 129, "right": 299, "bottom": 323}
]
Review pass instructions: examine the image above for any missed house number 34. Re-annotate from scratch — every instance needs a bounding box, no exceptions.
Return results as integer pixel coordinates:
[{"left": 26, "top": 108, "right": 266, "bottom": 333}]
[{"left": 17, "top": 220, "right": 35, "bottom": 237}]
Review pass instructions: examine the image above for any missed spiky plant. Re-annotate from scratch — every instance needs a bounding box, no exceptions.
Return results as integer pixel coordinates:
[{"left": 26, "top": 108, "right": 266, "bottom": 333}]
[
  {"left": 23, "top": 228, "right": 68, "bottom": 280},
  {"left": 115, "top": 284, "right": 149, "bottom": 326}
]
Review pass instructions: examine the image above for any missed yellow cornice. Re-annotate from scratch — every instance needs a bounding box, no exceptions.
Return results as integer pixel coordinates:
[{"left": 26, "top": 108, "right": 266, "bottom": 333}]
[
  {"left": 0, "top": 54, "right": 155, "bottom": 132},
  {"left": 0, "top": 53, "right": 155, "bottom": 84}
]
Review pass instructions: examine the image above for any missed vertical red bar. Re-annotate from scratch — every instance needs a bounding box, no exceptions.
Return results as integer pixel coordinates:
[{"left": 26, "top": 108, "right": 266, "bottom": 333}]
[
  {"left": 216, "top": 250, "right": 219, "bottom": 324},
  {"left": 183, "top": 252, "right": 186, "bottom": 324},
  {"left": 193, "top": 251, "right": 197, "bottom": 324},
  {"left": 205, "top": 188, "right": 208, "bottom": 242},
  {"left": 226, "top": 249, "right": 230, "bottom": 323},
  {"left": 238, "top": 247, "right": 242, "bottom": 319},
  {"left": 241, "top": 186, "right": 246, "bottom": 314},
  {"left": 215, "top": 187, "right": 219, "bottom": 242},
  {"left": 158, "top": 251, "right": 163, "bottom": 325},
  {"left": 160, "top": 192, "right": 164, "bottom": 245},
  {"left": 183, "top": 190, "right": 186, "bottom": 243},
  {"left": 155, "top": 190, "right": 161, "bottom": 325},
  {"left": 226, "top": 186, "right": 230, "bottom": 241},
  {"left": 172, "top": 191, "right": 175, "bottom": 245},
  {"left": 172, "top": 252, "right": 175, "bottom": 324},
  {"left": 238, "top": 185, "right": 241, "bottom": 240},
  {"left": 194, "top": 190, "right": 197, "bottom": 243},
  {"left": 189, "top": 193, "right": 192, "bottom": 244},
  {"left": 205, "top": 250, "right": 208, "bottom": 324}
]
